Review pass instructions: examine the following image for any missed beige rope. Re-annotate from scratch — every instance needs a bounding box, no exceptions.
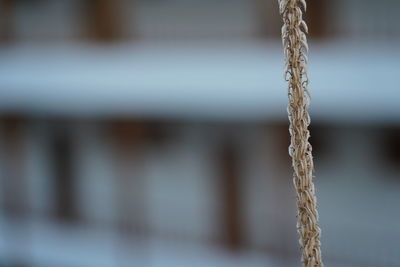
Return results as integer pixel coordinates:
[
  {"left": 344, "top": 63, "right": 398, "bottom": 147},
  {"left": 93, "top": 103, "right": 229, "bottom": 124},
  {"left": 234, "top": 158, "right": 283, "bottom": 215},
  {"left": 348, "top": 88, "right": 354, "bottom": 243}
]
[{"left": 278, "top": 0, "right": 323, "bottom": 266}]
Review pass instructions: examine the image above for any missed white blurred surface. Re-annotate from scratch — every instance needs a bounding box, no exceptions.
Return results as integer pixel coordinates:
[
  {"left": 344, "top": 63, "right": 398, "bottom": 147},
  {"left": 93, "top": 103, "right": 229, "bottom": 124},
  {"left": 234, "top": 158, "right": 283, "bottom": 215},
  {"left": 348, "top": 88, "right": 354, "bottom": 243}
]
[
  {"left": 0, "top": 218, "right": 278, "bottom": 267},
  {"left": 0, "top": 40, "right": 399, "bottom": 122}
]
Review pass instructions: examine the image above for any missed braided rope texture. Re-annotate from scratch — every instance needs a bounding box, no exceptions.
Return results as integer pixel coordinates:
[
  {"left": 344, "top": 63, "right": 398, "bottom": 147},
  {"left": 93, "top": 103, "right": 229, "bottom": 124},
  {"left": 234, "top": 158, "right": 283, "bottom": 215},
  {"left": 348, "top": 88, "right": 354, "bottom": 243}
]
[{"left": 278, "top": 0, "right": 323, "bottom": 266}]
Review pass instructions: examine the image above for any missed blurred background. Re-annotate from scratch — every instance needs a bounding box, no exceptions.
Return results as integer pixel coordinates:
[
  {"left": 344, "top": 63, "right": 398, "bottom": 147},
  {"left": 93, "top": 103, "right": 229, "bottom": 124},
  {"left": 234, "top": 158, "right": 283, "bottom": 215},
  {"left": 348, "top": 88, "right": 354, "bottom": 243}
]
[{"left": 0, "top": 0, "right": 400, "bottom": 266}]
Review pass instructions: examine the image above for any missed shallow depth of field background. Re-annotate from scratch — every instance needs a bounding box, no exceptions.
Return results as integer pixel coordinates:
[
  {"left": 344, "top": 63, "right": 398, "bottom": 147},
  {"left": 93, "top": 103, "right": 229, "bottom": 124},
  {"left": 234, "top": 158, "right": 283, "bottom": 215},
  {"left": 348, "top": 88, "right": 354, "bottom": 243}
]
[{"left": 0, "top": 0, "right": 400, "bottom": 266}]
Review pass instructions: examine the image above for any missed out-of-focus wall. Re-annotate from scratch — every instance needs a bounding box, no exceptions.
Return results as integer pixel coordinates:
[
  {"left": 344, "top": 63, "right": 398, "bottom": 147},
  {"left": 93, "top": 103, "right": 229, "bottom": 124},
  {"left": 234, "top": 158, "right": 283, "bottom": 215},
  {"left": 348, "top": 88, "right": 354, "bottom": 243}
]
[{"left": 0, "top": 0, "right": 400, "bottom": 267}]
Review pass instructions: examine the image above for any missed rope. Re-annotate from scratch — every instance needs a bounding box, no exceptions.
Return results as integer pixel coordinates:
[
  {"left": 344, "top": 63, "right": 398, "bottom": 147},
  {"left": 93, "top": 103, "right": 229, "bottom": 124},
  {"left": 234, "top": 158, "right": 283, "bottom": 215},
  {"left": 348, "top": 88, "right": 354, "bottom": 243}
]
[{"left": 278, "top": 0, "right": 323, "bottom": 266}]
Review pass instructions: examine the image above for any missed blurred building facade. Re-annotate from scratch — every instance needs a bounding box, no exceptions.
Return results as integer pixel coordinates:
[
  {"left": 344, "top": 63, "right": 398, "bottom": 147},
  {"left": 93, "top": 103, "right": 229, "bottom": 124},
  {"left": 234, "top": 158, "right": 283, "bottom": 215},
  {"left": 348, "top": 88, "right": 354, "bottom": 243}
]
[
  {"left": 0, "top": 0, "right": 400, "bottom": 267},
  {"left": 1, "top": 0, "right": 400, "bottom": 42}
]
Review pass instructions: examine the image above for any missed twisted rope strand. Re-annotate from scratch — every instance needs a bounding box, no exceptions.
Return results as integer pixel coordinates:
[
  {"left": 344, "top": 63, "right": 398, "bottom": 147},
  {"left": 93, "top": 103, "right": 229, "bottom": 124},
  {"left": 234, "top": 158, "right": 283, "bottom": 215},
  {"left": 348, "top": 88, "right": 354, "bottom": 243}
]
[{"left": 278, "top": 0, "right": 323, "bottom": 266}]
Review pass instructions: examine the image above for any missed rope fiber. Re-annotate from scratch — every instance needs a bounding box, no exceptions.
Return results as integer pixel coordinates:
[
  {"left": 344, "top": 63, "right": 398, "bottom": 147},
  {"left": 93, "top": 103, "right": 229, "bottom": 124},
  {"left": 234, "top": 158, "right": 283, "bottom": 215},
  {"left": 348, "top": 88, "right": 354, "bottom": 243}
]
[{"left": 278, "top": 0, "right": 323, "bottom": 266}]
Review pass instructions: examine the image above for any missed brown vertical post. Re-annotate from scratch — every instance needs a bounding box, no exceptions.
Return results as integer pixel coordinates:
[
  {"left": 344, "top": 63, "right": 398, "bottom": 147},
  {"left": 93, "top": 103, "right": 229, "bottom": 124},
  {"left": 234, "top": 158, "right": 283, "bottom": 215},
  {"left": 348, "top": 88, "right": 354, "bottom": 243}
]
[
  {"left": 0, "top": 0, "right": 15, "bottom": 42},
  {"left": 109, "top": 120, "right": 148, "bottom": 235},
  {"left": 382, "top": 127, "right": 400, "bottom": 166},
  {"left": 0, "top": 116, "right": 32, "bottom": 267},
  {"left": 50, "top": 123, "right": 78, "bottom": 222},
  {"left": 219, "top": 137, "right": 243, "bottom": 251},
  {"left": 108, "top": 120, "right": 150, "bottom": 267},
  {"left": 304, "top": 0, "right": 328, "bottom": 38},
  {"left": 269, "top": 123, "right": 298, "bottom": 263},
  {"left": 0, "top": 116, "right": 27, "bottom": 216},
  {"left": 85, "top": 0, "right": 123, "bottom": 41}
]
